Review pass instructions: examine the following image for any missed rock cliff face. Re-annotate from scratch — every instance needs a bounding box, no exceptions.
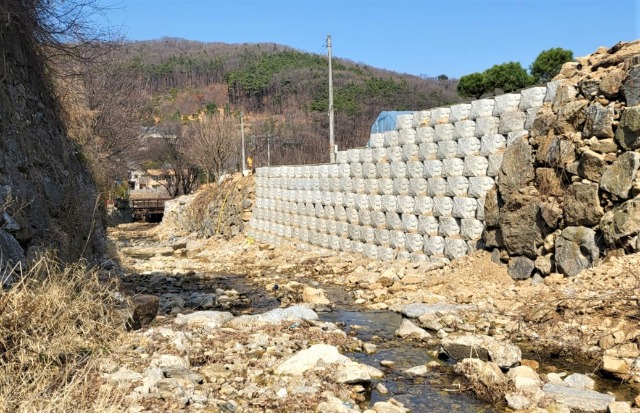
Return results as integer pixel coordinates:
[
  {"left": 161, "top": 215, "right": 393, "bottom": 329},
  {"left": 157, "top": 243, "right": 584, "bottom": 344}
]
[{"left": 0, "top": 13, "right": 104, "bottom": 276}]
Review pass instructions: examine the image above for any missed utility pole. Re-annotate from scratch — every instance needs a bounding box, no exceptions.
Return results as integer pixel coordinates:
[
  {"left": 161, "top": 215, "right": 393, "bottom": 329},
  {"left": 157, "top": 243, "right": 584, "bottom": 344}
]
[
  {"left": 327, "top": 34, "right": 335, "bottom": 163},
  {"left": 240, "top": 112, "right": 246, "bottom": 173}
]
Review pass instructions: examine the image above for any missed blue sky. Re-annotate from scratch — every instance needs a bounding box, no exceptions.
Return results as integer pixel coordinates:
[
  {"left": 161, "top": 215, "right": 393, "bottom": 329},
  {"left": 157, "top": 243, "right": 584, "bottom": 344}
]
[{"left": 105, "top": 0, "right": 639, "bottom": 78}]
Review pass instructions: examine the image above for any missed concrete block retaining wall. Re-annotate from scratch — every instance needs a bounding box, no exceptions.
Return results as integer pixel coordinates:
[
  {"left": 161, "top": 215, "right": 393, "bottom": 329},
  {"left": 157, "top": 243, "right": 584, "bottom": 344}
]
[{"left": 248, "top": 84, "right": 557, "bottom": 263}]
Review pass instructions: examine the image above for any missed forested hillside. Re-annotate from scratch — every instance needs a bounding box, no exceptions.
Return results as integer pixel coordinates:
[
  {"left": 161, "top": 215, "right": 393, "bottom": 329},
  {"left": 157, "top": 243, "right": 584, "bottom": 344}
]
[{"left": 120, "top": 38, "right": 461, "bottom": 167}]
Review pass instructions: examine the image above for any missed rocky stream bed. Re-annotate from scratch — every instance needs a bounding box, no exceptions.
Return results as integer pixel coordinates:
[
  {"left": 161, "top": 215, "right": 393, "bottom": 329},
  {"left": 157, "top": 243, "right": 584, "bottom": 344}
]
[{"left": 105, "top": 223, "right": 640, "bottom": 412}]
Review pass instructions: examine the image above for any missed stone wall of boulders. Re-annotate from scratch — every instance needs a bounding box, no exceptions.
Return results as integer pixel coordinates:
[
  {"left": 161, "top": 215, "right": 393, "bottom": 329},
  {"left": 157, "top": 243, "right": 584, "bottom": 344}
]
[
  {"left": 249, "top": 41, "right": 640, "bottom": 278},
  {"left": 162, "top": 174, "right": 255, "bottom": 239}
]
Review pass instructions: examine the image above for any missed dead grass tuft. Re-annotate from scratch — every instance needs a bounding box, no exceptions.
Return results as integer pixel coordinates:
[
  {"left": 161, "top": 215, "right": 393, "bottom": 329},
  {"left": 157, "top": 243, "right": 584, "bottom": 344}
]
[{"left": 0, "top": 254, "right": 127, "bottom": 413}]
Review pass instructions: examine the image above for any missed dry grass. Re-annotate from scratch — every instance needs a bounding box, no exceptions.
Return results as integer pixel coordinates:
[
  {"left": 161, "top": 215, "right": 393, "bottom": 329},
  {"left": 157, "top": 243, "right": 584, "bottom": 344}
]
[{"left": 0, "top": 255, "right": 127, "bottom": 413}]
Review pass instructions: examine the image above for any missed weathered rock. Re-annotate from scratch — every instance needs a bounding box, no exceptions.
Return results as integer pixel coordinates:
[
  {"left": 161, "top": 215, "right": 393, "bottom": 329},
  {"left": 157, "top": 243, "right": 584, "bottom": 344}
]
[
  {"left": 600, "top": 196, "right": 640, "bottom": 246},
  {"left": 440, "top": 334, "right": 521, "bottom": 369},
  {"left": 602, "top": 355, "right": 630, "bottom": 378},
  {"left": 499, "top": 193, "right": 546, "bottom": 258},
  {"left": 563, "top": 373, "right": 595, "bottom": 390},
  {"left": 0, "top": 229, "right": 25, "bottom": 271},
  {"left": 276, "top": 344, "right": 349, "bottom": 375},
  {"left": 600, "top": 151, "right": 640, "bottom": 198},
  {"left": 302, "top": 286, "right": 330, "bottom": 306},
  {"left": 507, "top": 365, "right": 542, "bottom": 392},
  {"left": 599, "top": 68, "right": 626, "bottom": 98},
  {"left": 537, "top": 135, "right": 576, "bottom": 168},
  {"left": 453, "top": 358, "right": 507, "bottom": 387},
  {"left": 401, "top": 303, "right": 474, "bottom": 319},
  {"left": 508, "top": 256, "right": 535, "bottom": 280},
  {"left": 531, "top": 106, "right": 558, "bottom": 137},
  {"left": 583, "top": 103, "right": 615, "bottom": 139},
  {"left": 553, "top": 82, "right": 578, "bottom": 112},
  {"left": 589, "top": 138, "right": 619, "bottom": 154},
  {"left": 623, "top": 65, "right": 640, "bottom": 107},
  {"left": 335, "top": 362, "right": 382, "bottom": 384},
  {"left": 231, "top": 305, "right": 318, "bottom": 326},
  {"left": 579, "top": 78, "right": 601, "bottom": 97},
  {"left": 316, "top": 396, "right": 360, "bottom": 413},
  {"left": 174, "top": 311, "right": 234, "bottom": 329},
  {"left": 578, "top": 150, "right": 607, "bottom": 182},
  {"left": 535, "top": 254, "right": 553, "bottom": 275},
  {"left": 608, "top": 401, "right": 632, "bottom": 413},
  {"left": 483, "top": 188, "right": 500, "bottom": 228},
  {"left": 536, "top": 168, "right": 565, "bottom": 198},
  {"left": 128, "top": 294, "right": 159, "bottom": 330},
  {"left": 540, "top": 199, "right": 563, "bottom": 229},
  {"left": 555, "top": 226, "right": 599, "bottom": 277},
  {"left": 403, "top": 365, "right": 428, "bottom": 377},
  {"left": 372, "top": 400, "right": 410, "bottom": 413},
  {"left": 557, "top": 99, "right": 589, "bottom": 133},
  {"left": 185, "top": 292, "right": 215, "bottom": 309},
  {"left": 497, "top": 137, "right": 535, "bottom": 202},
  {"left": 505, "top": 393, "right": 534, "bottom": 410},
  {"left": 564, "top": 182, "right": 604, "bottom": 226},
  {"left": 483, "top": 227, "right": 504, "bottom": 248},
  {"left": 395, "top": 319, "right": 431, "bottom": 340},
  {"left": 542, "top": 383, "right": 615, "bottom": 412},
  {"left": 615, "top": 106, "right": 640, "bottom": 150}
]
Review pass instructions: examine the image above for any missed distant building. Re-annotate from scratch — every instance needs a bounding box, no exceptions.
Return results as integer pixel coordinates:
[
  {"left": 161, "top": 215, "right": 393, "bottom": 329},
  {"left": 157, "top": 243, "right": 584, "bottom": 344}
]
[{"left": 128, "top": 169, "right": 171, "bottom": 199}]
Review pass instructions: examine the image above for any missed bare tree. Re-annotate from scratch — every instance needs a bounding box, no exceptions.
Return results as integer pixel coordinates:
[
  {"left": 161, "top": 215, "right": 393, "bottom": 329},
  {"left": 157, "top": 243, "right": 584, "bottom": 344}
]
[{"left": 184, "top": 112, "right": 240, "bottom": 182}]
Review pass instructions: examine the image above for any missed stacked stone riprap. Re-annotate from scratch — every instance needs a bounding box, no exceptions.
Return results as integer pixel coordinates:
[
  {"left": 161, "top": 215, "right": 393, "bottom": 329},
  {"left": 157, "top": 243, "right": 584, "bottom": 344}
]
[
  {"left": 250, "top": 41, "right": 640, "bottom": 276},
  {"left": 249, "top": 82, "right": 551, "bottom": 264}
]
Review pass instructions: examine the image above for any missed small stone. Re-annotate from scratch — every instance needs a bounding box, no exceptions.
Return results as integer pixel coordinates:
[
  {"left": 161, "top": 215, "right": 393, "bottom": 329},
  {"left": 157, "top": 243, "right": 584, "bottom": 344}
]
[
  {"left": 276, "top": 388, "right": 288, "bottom": 398},
  {"left": 563, "top": 373, "right": 595, "bottom": 390},
  {"left": 363, "top": 343, "right": 378, "bottom": 354},
  {"left": 376, "top": 382, "right": 389, "bottom": 394},
  {"left": 403, "top": 365, "right": 428, "bottom": 377},
  {"left": 608, "top": 401, "right": 632, "bottom": 413},
  {"left": 508, "top": 256, "right": 535, "bottom": 280}
]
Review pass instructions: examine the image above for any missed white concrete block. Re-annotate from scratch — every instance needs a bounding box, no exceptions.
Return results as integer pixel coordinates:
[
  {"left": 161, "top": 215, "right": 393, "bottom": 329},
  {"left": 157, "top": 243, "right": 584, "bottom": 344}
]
[
  {"left": 427, "top": 177, "right": 447, "bottom": 197},
  {"left": 452, "top": 197, "right": 478, "bottom": 219},
  {"left": 525, "top": 107, "right": 540, "bottom": 130},
  {"left": 329, "top": 235, "right": 341, "bottom": 250},
  {"left": 434, "top": 123, "right": 455, "bottom": 141},
  {"left": 450, "top": 103, "right": 472, "bottom": 122},
  {"left": 375, "top": 229, "right": 391, "bottom": 246},
  {"left": 463, "top": 156, "right": 489, "bottom": 177},
  {"left": 442, "top": 158, "right": 465, "bottom": 177},
  {"left": 446, "top": 176, "right": 470, "bottom": 196},
  {"left": 407, "top": 161, "right": 424, "bottom": 179},
  {"left": 379, "top": 247, "right": 395, "bottom": 261},
  {"left": 381, "top": 195, "right": 398, "bottom": 213},
  {"left": 369, "top": 194, "right": 383, "bottom": 211},
  {"left": 318, "top": 165, "right": 329, "bottom": 178},
  {"left": 320, "top": 178, "right": 331, "bottom": 191},
  {"left": 315, "top": 203, "right": 325, "bottom": 218},
  {"left": 358, "top": 209, "right": 372, "bottom": 226},
  {"left": 339, "top": 237, "right": 352, "bottom": 252},
  {"left": 339, "top": 163, "right": 351, "bottom": 178},
  {"left": 331, "top": 177, "right": 342, "bottom": 192},
  {"left": 373, "top": 147, "right": 389, "bottom": 163},
  {"left": 362, "top": 228, "right": 376, "bottom": 245},
  {"left": 412, "top": 110, "right": 431, "bottom": 127},
  {"left": 493, "top": 93, "right": 521, "bottom": 116},
  {"left": 362, "top": 162, "right": 377, "bottom": 179},
  {"left": 324, "top": 205, "right": 336, "bottom": 220},
  {"left": 415, "top": 196, "right": 434, "bottom": 215},
  {"left": 364, "top": 243, "right": 380, "bottom": 260},
  {"left": 544, "top": 80, "right": 561, "bottom": 104},
  {"left": 310, "top": 166, "right": 320, "bottom": 179},
  {"left": 309, "top": 231, "right": 319, "bottom": 245},
  {"left": 344, "top": 193, "right": 356, "bottom": 208},
  {"left": 312, "top": 190, "right": 322, "bottom": 204},
  {"left": 460, "top": 219, "right": 484, "bottom": 240},
  {"left": 419, "top": 142, "right": 438, "bottom": 160},
  {"left": 424, "top": 160, "right": 443, "bottom": 178},
  {"left": 379, "top": 178, "right": 394, "bottom": 195},
  {"left": 352, "top": 241, "right": 365, "bottom": 255},
  {"left": 468, "top": 176, "right": 495, "bottom": 198},
  {"left": 390, "top": 230, "right": 406, "bottom": 249},
  {"left": 386, "top": 212, "right": 402, "bottom": 230},
  {"left": 402, "top": 143, "right": 420, "bottom": 161},
  {"left": 444, "top": 237, "right": 468, "bottom": 260},
  {"left": 397, "top": 251, "right": 411, "bottom": 261},
  {"left": 391, "top": 161, "right": 407, "bottom": 178},
  {"left": 353, "top": 178, "right": 366, "bottom": 194},
  {"left": 328, "top": 164, "right": 340, "bottom": 178},
  {"left": 399, "top": 128, "right": 417, "bottom": 145},
  {"left": 388, "top": 146, "right": 403, "bottom": 163},
  {"left": 457, "top": 137, "right": 482, "bottom": 157},
  {"left": 305, "top": 203, "right": 315, "bottom": 217},
  {"left": 332, "top": 192, "right": 344, "bottom": 207},
  {"left": 337, "top": 221, "right": 349, "bottom": 236},
  {"left": 377, "top": 162, "right": 391, "bottom": 178},
  {"left": 410, "top": 253, "right": 430, "bottom": 263},
  {"left": 438, "top": 217, "right": 460, "bottom": 237},
  {"left": 384, "top": 130, "right": 400, "bottom": 147},
  {"left": 396, "top": 113, "right": 414, "bottom": 130},
  {"left": 371, "top": 210, "right": 387, "bottom": 228},
  {"left": 487, "top": 153, "right": 504, "bottom": 177},
  {"left": 365, "top": 179, "right": 380, "bottom": 195},
  {"left": 292, "top": 227, "right": 300, "bottom": 239},
  {"left": 409, "top": 178, "right": 428, "bottom": 196},
  {"left": 480, "top": 134, "right": 507, "bottom": 156},
  {"left": 397, "top": 195, "right": 415, "bottom": 214},
  {"left": 424, "top": 235, "right": 445, "bottom": 255},
  {"left": 348, "top": 224, "right": 363, "bottom": 241},
  {"left": 316, "top": 218, "right": 327, "bottom": 233},
  {"left": 520, "top": 86, "right": 547, "bottom": 110},
  {"left": 418, "top": 215, "right": 439, "bottom": 236},
  {"left": 348, "top": 149, "right": 361, "bottom": 163},
  {"left": 416, "top": 126, "right": 435, "bottom": 143},
  {"left": 350, "top": 162, "right": 363, "bottom": 178},
  {"left": 436, "top": 141, "right": 458, "bottom": 159},
  {"left": 470, "top": 99, "right": 495, "bottom": 119},
  {"left": 402, "top": 214, "right": 419, "bottom": 233},
  {"left": 356, "top": 193, "right": 370, "bottom": 210},
  {"left": 406, "top": 233, "right": 424, "bottom": 252},
  {"left": 299, "top": 229, "right": 309, "bottom": 243},
  {"left": 498, "top": 111, "right": 527, "bottom": 134},
  {"left": 433, "top": 196, "right": 453, "bottom": 217},
  {"left": 430, "top": 107, "right": 450, "bottom": 125},
  {"left": 393, "top": 178, "right": 410, "bottom": 195},
  {"left": 368, "top": 133, "right": 384, "bottom": 148},
  {"left": 454, "top": 120, "right": 476, "bottom": 139}
]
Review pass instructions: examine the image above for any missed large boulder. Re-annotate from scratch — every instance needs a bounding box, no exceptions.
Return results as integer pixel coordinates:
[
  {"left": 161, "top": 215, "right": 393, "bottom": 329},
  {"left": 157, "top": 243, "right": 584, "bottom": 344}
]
[
  {"left": 583, "top": 102, "right": 615, "bottom": 139},
  {"left": 555, "top": 227, "right": 600, "bottom": 277},
  {"left": 564, "top": 182, "right": 604, "bottom": 226},
  {"left": 174, "top": 311, "right": 234, "bottom": 330},
  {"left": 623, "top": 65, "right": 640, "bottom": 107},
  {"left": 615, "top": 106, "right": 640, "bottom": 150},
  {"left": 577, "top": 150, "right": 607, "bottom": 182},
  {"left": 499, "top": 192, "right": 546, "bottom": 258},
  {"left": 536, "top": 135, "right": 576, "bottom": 168},
  {"left": 497, "top": 137, "right": 535, "bottom": 202},
  {"left": 542, "top": 383, "right": 614, "bottom": 412},
  {"left": 440, "top": 334, "right": 521, "bottom": 369},
  {"left": 599, "top": 196, "right": 640, "bottom": 246},
  {"left": 600, "top": 151, "right": 640, "bottom": 199},
  {"left": 230, "top": 305, "right": 318, "bottom": 326}
]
